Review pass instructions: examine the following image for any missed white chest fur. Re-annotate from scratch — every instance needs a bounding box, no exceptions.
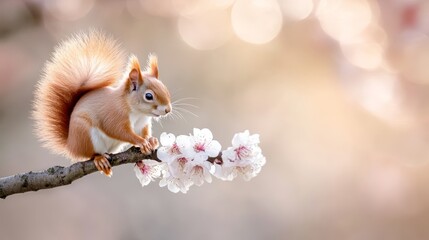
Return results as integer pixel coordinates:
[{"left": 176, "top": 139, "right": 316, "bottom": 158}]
[
  {"left": 90, "top": 113, "right": 151, "bottom": 154},
  {"left": 129, "top": 112, "right": 151, "bottom": 134}
]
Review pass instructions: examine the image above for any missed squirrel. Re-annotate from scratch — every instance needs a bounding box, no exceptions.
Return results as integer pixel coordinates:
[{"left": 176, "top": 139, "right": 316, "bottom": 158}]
[{"left": 33, "top": 31, "right": 172, "bottom": 177}]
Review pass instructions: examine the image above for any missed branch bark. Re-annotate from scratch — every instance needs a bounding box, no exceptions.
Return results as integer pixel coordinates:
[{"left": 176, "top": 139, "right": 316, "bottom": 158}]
[
  {"left": 0, "top": 147, "right": 222, "bottom": 199},
  {"left": 0, "top": 147, "right": 158, "bottom": 199}
]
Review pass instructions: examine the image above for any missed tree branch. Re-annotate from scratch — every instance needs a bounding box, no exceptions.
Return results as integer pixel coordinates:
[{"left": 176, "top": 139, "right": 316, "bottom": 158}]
[
  {"left": 0, "top": 147, "right": 222, "bottom": 199},
  {"left": 0, "top": 147, "right": 157, "bottom": 199}
]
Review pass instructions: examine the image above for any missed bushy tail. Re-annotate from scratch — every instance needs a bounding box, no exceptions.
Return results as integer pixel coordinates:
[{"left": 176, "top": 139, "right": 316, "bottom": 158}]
[{"left": 33, "top": 30, "right": 126, "bottom": 155}]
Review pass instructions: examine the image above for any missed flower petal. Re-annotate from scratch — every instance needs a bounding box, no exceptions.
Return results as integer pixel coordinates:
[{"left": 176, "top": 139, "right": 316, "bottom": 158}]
[
  {"left": 193, "top": 152, "right": 208, "bottom": 162},
  {"left": 134, "top": 165, "right": 150, "bottom": 186},
  {"left": 167, "top": 182, "right": 180, "bottom": 193},
  {"left": 193, "top": 128, "right": 213, "bottom": 144},
  {"left": 203, "top": 168, "right": 213, "bottom": 183},
  {"left": 222, "top": 147, "right": 237, "bottom": 165},
  {"left": 190, "top": 169, "right": 204, "bottom": 186},
  {"left": 248, "top": 133, "right": 260, "bottom": 145},
  {"left": 231, "top": 130, "right": 249, "bottom": 146},
  {"left": 176, "top": 135, "right": 191, "bottom": 151},
  {"left": 134, "top": 160, "right": 165, "bottom": 187},
  {"left": 159, "top": 178, "right": 167, "bottom": 187},
  {"left": 200, "top": 128, "right": 213, "bottom": 141},
  {"left": 206, "top": 140, "right": 221, "bottom": 157},
  {"left": 143, "top": 160, "right": 165, "bottom": 178},
  {"left": 157, "top": 146, "right": 173, "bottom": 162},
  {"left": 213, "top": 164, "right": 235, "bottom": 181},
  {"left": 160, "top": 132, "right": 175, "bottom": 146}
]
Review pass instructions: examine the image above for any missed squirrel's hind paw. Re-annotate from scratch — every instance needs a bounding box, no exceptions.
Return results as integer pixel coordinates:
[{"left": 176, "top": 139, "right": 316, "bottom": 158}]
[{"left": 94, "top": 154, "right": 112, "bottom": 177}]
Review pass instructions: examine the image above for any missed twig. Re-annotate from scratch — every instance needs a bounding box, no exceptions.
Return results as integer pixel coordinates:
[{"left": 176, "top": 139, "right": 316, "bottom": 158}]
[
  {"left": 0, "top": 147, "right": 221, "bottom": 199},
  {"left": 0, "top": 147, "right": 150, "bottom": 199}
]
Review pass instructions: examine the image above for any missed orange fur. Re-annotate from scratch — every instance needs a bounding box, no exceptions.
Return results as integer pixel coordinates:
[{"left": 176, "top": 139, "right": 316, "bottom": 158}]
[
  {"left": 145, "top": 77, "right": 170, "bottom": 105},
  {"left": 33, "top": 31, "right": 172, "bottom": 163},
  {"left": 142, "top": 125, "right": 151, "bottom": 139},
  {"left": 33, "top": 30, "right": 125, "bottom": 156},
  {"left": 146, "top": 54, "right": 158, "bottom": 78}
]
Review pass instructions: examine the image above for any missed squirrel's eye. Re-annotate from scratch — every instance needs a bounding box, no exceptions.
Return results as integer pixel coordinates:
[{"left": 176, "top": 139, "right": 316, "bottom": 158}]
[{"left": 145, "top": 92, "right": 154, "bottom": 101}]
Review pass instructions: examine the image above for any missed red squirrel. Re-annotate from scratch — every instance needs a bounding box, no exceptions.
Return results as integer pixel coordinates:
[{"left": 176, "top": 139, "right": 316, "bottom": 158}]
[{"left": 33, "top": 31, "right": 172, "bottom": 177}]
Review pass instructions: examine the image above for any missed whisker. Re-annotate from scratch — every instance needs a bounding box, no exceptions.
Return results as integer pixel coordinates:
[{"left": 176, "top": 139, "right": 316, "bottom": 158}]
[
  {"left": 164, "top": 114, "right": 171, "bottom": 122},
  {"left": 174, "top": 110, "right": 186, "bottom": 120},
  {"left": 174, "top": 107, "right": 199, "bottom": 118},
  {"left": 172, "top": 109, "right": 186, "bottom": 120},
  {"left": 172, "top": 97, "right": 199, "bottom": 104},
  {"left": 166, "top": 111, "right": 174, "bottom": 119},
  {"left": 168, "top": 112, "right": 176, "bottom": 120},
  {"left": 158, "top": 119, "right": 164, "bottom": 128},
  {"left": 169, "top": 112, "right": 180, "bottom": 121},
  {"left": 170, "top": 88, "right": 185, "bottom": 98},
  {"left": 173, "top": 103, "right": 199, "bottom": 109}
]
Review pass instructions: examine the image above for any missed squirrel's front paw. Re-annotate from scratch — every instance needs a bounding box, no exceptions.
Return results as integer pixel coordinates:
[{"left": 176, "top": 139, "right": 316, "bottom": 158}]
[
  {"left": 139, "top": 139, "right": 152, "bottom": 155},
  {"left": 148, "top": 137, "right": 159, "bottom": 149}
]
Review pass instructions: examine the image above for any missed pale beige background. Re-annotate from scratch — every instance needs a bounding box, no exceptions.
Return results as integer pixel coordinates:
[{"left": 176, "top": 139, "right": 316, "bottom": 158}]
[{"left": 2, "top": 0, "right": 429, "bottom": 239}]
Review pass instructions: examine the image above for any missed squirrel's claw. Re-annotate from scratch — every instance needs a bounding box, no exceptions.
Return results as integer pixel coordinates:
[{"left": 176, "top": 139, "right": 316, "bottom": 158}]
[
  {"left": 139, "top": 140, "right": 152, "bottom": 155},
  {"left": 139, "top": 137, "right": 159, "bottom": 155},
  {"left": 148, "top": 137, "right": 159, "bottom": 149},
  {"left": 94, "top": 154, "right": 112, "bottom": 177}
]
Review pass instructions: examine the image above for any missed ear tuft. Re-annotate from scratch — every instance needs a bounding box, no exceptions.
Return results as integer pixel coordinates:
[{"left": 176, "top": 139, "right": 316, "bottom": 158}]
[
  {"left": 127, "top": 55, "right": 141, "bottom": 73},
  {"left": 146, "top": 54, "right": 159, "bottom": 78},
  {"left": 127, "top": 55, "right": 143, "bottom": 91}
]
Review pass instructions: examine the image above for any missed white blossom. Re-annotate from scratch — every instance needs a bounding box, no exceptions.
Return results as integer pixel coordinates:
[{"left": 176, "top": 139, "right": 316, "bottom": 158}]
[
  {"left": 157, "top": 133, "right": 187, "bottom": 163},
  {"left": 134, "top": 160, "right": 165, "bottom": 186},
  {"left": 180, "top": 128, "right": 220, "bottom": 186},
  {"left": 185, "top": 161, "right": 215, "bottom": 186},
  {"left": 157, "top": 133, "right": 193, "bottom": 192},
  {"left": 134, "top": 129, "right": 266, "bottom": 193},
  {"left": 159, "top": 169, "right": 193, "bottom": 193},
  {"left": 214, "top": 130, "right": 266, "bottom": 181},
  {"left": 182, "top": 128, "right": 222, "bottom": 162}
]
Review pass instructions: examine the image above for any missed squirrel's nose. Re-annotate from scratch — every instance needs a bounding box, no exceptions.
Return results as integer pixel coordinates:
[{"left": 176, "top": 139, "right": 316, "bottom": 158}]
[{"left": 165, "top": 106, "right": 171, "bottom": 114}]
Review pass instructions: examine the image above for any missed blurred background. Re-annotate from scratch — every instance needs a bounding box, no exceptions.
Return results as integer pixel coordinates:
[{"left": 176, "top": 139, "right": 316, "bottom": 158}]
[{"left": 1, "top": 0, "right": 429, "bottom": 239}]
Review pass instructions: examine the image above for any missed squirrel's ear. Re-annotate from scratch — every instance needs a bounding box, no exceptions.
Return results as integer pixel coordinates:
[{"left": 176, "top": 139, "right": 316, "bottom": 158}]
[
  {"left": 146, "top": 54, "right": 159, "bottom": 79},
  {"left": 127, "top": 55, "right": 143, "bottom": 91}
]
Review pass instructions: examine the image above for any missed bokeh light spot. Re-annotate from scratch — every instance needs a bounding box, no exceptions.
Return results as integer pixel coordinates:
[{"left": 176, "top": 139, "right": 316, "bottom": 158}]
[
  {"left": 341, "top": 40, "right": 384, "bottom": 70},
  {"left": 231, "top": 0, "right": 283, "bottom": 44},
  {"left": 137, "top": 0, "right": 190, "bottom": 17},
  {"left": 341, "top": 68, "right": 405, "bottom": 125},
  {"left": 317, "top": 0, "right": 372, "bottom": 43},
  {"left": 44, "top": 0, "right": 94, "bottom": 21},
  {"left": 397, "top": 36, "right": 429, "bottom": 84},
  {"left": 180, "top": 0, "right": 236, "bottom": 16},
  {"left": 280, "top": 0, "right": 313, "bottom": 21},
  {"left": 178, "top": 8, "right": 232, "bottom": 50}
]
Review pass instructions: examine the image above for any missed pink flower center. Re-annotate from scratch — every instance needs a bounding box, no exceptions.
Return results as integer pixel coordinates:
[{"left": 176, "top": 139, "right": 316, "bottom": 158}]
[
  {"left": 194, "top": 143, "right": 206, "bottom": 153},
  {"left": 193, "top": 165, "right": 203, "bottom": 174},
  {"left": 177, "top": 157, "right": 188, "bottom": 168},
  {"left": 169, "top": 143, "right": 181, "bottom": 155},
  {"left": 137, "top": 161, "right": 150, "bottom": 174},
  {"left": 235, "top": 145, "right": 250, "bottom": 160}
]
